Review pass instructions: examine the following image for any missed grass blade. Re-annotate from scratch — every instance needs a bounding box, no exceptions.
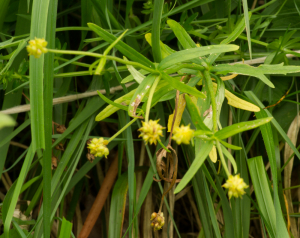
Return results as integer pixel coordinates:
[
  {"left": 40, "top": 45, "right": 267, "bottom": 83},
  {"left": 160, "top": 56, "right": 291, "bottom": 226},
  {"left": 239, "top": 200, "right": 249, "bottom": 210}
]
[{"left": 151, "top": 0, "right": 164, "bottom": 63}]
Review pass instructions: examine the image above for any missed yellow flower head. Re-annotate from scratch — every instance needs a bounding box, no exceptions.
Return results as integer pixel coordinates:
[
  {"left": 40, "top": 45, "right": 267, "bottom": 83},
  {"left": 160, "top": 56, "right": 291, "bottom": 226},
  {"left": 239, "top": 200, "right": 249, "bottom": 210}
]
[
  {"left": 26, "top": 38, "right": 48, "bottom": 58},
  {"left": 150, "top": 212, "right": 165, "bottom": 231},
  {"left": 87, "top": 138, "right": 109, "bottom": 158},
  {"left": 172, "top": 124, "right": 194, "bottom": 145},
  {"left": 138, "top": 120, "right": 164, "bottom": 145},
  {"left": 222, "top": 174, "right": 249, "bottom": 199}
]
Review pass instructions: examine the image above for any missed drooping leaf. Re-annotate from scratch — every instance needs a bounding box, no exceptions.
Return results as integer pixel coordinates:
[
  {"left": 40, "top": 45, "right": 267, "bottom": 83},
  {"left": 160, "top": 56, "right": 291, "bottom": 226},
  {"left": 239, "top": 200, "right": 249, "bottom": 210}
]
[
  {"left": 158, "top": 44, "right": 239, "bottom": 70},
  {"left": 215, "top": 117, "right": 273, "bottom": 140},
  {"left": 174, "top": 140, "right": 213, "bottom": 194},
  {"left": 212, "top": 83, "right": 260, "bottom": 112}
]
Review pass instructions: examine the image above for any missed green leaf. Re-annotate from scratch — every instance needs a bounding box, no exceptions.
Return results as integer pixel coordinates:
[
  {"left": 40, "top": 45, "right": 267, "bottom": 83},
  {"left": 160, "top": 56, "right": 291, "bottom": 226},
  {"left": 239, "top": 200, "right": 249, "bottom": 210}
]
[
  {"left": 220, "top": 144, "right": 238, "bottom": 174},
  {"left": 108, "top": 172, "right": 128, "bottom": 238},
  {"left": 97, "top": 91, "right": 129, "bottom": 111},
  {"left": 247, "top": 156, "right": 276, "bottom": 238},
  {"left": 158, "top": 44, "right": 239, "bottom": 70},
  {"left": 214, "top": 117, "right": 273, "bottom": 140},
  {"left": 212, "top": 63, "right": 300, "bottom": 88},
  {"left": 0, "top": 113, "right": 16, "bottom": 129},
  {"left": 219, "top": 139, "right": 242, "bottom": 150},
  {"left": 245, "top": 91, "right": 300, "bottom": 161},
  {"left": 151, "top": 0, "right": 164, "bottom": 62},
  {"left": 124, "top": 56, "right": 147, "bottom": 84},
  {"left": 222, "top": 16, "right": 249, "bottom": 45},
  {"left": 3, "top": 146, "right": 35, "bottom": 237},
  {"left": 160, "top": 72, "right": 206, "bottom": 99},
  {"left": 29, "top": 0, "right": 51, "bottom": 152},
  {"left": 174, "top": 140, "right": 213, "bottom": 194},
  {"left": 88, "top": 23, "right": 155, "bottom": 69},
  {"left": 59, "top": 217, "right": 73, "bottom": 238},
  {"left": 128, "top": 73, "right": 157, "bottom": 117},
  {"left": 185, "top": 94, "right": 210, "bottom": 131}
]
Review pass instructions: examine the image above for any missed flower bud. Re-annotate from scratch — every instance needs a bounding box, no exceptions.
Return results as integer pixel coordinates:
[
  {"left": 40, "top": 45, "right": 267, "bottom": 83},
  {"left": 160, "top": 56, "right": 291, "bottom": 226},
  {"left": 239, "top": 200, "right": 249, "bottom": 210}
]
[
  {"left": 222, "top": 174, "right": 249, "bottom": 199},
  {"left": 172, "top": 124, "right": 194, "bottom": 145},
  {"left": 87, "top": 138, "right": 109, "bottom": 158},
  {"left": 139, "top": 120, "right": 164, "bottom": 145},
  {"left": 27, "top": 38, "right": 48, "bottom": 58}
]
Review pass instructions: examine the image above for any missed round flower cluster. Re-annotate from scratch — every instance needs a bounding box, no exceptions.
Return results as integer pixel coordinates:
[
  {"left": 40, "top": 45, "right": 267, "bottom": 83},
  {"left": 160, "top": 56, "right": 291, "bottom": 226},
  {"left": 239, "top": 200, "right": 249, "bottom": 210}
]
[
  {"left": 222, "top": 174, "right": 249, "bottom": 199},
  {"left": 138, "top": 120, "right": 164, "bottom": 145},
  {"left": 26, "top": 38, "right": 48, "bottom": 58},
  {"left": 172, "top": 124, "right": 194, "bottom": 145},
  {"left": 150, "top": 212, "right": 165, "bottom": 231},
  {"left": 87, "top": 138, "right": 109, "bottom": 158}
]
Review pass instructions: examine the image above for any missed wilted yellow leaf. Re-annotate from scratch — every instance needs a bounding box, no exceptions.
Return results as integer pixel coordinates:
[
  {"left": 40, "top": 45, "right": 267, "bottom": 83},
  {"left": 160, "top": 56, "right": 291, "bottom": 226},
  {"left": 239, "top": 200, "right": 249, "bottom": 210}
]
[
  {"left": 209, "top": 145, "right": 217, "bottom": 163},
  {"left": 167, "top": 94, "right": 186, "bottom": 132},
  {"left": 212, "top": 83, "right": 260, "bottom": 112},
  {"left": 220, "top": 74, "right": 238, "bottom": 81}
]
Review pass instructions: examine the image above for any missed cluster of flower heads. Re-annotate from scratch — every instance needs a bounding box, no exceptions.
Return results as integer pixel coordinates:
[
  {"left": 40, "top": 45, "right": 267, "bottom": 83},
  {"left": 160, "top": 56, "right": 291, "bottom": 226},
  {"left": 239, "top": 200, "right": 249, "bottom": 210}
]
[
  {"left": 26, "top": 38, "right": 48, "bottom": 58},
  {"left": 87, "top": 138, "right": 109, "bottom": 158},
  {"left": 150, "top": 212, "right": 165, "bottom": 231},
  {"left": 27, "top": 37, "right": 249, "bottom": 222},
  {"left": 138, "top": 119, "right": 194, "bottom": 145},
  {"left": 222, "top": 174, "right": 249, "bottom": 199}
]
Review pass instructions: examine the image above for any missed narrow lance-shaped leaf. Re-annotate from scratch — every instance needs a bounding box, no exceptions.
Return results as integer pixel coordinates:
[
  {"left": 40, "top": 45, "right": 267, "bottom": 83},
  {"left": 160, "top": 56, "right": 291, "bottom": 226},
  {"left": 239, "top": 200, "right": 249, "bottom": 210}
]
[
  {"left": 185, "top": 94, "right": 210, "bottom": 131},
  {"left": 248, "top": 156, "right": 276, "bottom": 237},
  {"left": 124, "top": 56, "right": 146, "bottom": 84},
  {"left": 158, "top": 44, "right": 239, "bottom": 70},
  {"left": 88, "top": 23, "right": 155, "bottom": 68},
  {"left": 212, "top": 63, "right": 300, "bottom": 88},
  {"left": 161, "top": 72, "right": 206, "bottom": 99},
  {"left": 215, "top": 117, "right": 273, "bottom": 140},
  {"left": 151, "top": 0, "right": 164, "bottom": 62},
  {"left": 95, "top": 91, "right": 135, "bottom": 121},
  {"left": 108, "top": 173, "right": 128, "bottom": 238},
  {"left": 174, "top": 140, "right": 213, "bottom": 194},
  {"left": 128, "top": 73, "right": 157, "bottom": 117}
]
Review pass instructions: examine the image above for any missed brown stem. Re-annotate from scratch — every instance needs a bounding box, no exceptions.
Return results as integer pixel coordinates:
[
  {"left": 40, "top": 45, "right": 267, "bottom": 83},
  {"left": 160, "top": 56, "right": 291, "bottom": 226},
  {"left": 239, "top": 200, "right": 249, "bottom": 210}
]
[{"left": 78, "top": 153, "right": 118, "bottom": 238}]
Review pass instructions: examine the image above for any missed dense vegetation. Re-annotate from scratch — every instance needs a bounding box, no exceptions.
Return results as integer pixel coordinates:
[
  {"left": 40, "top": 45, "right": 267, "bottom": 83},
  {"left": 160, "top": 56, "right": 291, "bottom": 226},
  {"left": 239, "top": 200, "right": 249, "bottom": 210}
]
[{"left": 1, "top": 0, "right": 300, "bottom": 237}]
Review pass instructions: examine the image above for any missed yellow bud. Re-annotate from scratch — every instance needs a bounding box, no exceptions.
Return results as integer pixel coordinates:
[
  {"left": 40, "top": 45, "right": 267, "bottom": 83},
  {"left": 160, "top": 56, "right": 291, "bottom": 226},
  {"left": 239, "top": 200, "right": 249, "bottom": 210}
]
[
  {"left": 172, "top": 124, "right": 194, "bottom": 145},
  {"left": 150, "top": 212, "right": 157, "bottom": 220},
  {"left": 138, "top": 120, "right": 164, "bottom": 145},
  {"left": 87, "top": 137, "right": 109, "bottom": 158},
  {"left": 27, "top": 38, "right": 48, "bottom": 58},
  {"left": 222, "top": 174, "right": 249, "bottom": 199}
]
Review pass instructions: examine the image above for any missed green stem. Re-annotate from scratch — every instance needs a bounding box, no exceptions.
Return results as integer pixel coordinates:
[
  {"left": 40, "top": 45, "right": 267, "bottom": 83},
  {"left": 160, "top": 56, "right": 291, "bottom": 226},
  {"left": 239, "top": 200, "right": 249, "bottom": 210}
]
[
  {"left": 47, "top": 49, "right": 156, "bottom": 73},
  {"left": 203, "top": 70, "right": 218, "bottom": 132},
  {"left": 158, "top": 139, "right": 171, "bottom": 153},
  {"left": 107, "top": 113, "right": 142, "bottom": 143},
  {"left": 145, "top": 75, "right": 161, "bottom": 123},
  {"left": 216, "top": 141, "right": 230, "bottom": 177}
]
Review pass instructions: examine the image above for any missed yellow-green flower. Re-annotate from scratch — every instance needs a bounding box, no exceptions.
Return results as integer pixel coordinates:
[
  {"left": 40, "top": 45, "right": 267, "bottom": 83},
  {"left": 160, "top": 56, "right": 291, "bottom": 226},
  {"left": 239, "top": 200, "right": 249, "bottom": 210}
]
[
  {"left": 26, "top": 38, "right": 48, "bottom": 58},
  {"left": 150, "top": 212, "right": 165, "bottom": 231},
  {"left": 172, "top": 124, "right": 194, "bottom": 145},
  {"left": 87, "top": 138, "right": 109, "bottom": 158},
  {"left": 138, "top": 120, "right": 164, "bottom": 145},
  {"left": 222, "top": 174, "right": 249, "bottom": 199}
]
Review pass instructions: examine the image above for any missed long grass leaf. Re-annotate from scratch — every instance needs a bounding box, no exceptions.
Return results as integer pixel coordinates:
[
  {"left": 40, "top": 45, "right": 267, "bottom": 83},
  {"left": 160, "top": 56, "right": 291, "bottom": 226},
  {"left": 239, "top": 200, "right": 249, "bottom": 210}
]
[{"left": 152, "top": 0, "right": 164, "bottom": 62}]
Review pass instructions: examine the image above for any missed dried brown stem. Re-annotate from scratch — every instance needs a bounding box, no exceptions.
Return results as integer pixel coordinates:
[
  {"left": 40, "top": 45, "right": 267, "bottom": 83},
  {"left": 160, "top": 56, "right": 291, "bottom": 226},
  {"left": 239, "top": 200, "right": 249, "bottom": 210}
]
[{"left": 78, "top": 153, "right": 118, "bottom": 238}]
